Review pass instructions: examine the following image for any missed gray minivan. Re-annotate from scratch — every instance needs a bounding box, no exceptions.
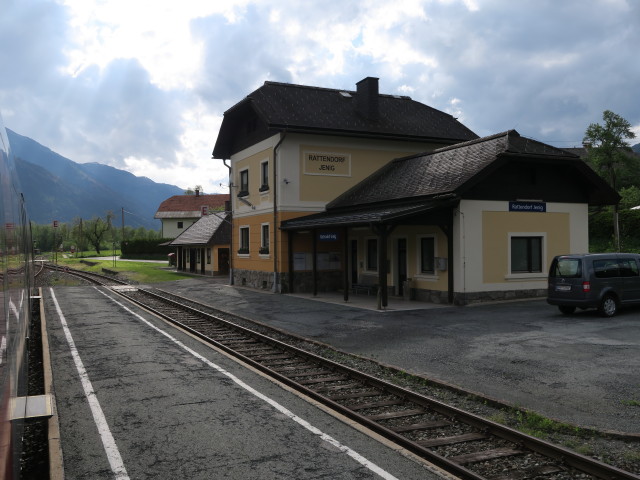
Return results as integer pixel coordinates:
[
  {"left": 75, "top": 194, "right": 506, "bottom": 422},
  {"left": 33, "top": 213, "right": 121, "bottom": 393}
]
[{"left": 547, "top": 253, "right": 640, "bottom": 317}]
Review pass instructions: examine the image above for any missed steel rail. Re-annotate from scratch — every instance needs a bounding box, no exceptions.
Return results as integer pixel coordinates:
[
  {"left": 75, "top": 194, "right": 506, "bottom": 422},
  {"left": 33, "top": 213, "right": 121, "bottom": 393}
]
[
  {"left": 43, "top": 264, "right": 128, "bottom": 286},
  {"left": 119, "top": 287, "right": 639, "bottom": 480}
]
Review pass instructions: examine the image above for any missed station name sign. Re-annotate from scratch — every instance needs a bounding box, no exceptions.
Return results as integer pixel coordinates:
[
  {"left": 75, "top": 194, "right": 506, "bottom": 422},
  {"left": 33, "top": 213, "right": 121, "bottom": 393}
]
[
  {"left": 318, "top": 232, "right": 339, "bottom": 242},
  {"left": 509, "top": 201, "right": 546, "bottom": 212},
  {"left": 303, "top": 151, "right": 351, "bottom": 177}
]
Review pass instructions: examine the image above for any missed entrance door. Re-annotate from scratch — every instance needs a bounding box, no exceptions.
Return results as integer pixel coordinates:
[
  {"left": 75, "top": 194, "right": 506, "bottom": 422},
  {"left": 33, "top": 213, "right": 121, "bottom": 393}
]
[
  {"left": 218, "top": 248, "right": 230, "bottom": 275},
  {"left": 397, "top": 238, "right": 407, "bottom": 296},
  {"left": 350, "top": 240, "right": 358, "bottom": 285},
  {"left": 189, "top": 248, "right": 196, "bottom": 272}
]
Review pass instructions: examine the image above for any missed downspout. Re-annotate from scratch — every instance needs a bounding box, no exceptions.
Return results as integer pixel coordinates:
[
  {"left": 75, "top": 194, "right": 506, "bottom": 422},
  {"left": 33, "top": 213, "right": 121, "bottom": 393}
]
[
  {"left": 273, "top": 131, "right": 287, "bottom": 292},
  {"left": 223, "top": 158, "right": 233, "bottom": 285}
]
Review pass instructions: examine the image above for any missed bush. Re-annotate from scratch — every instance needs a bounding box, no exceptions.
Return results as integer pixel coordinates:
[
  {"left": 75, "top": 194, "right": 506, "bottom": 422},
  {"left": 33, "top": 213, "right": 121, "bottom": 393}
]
[
  {"left": 589, "top": 208, "right": 640, "bottom": 252},
  {"left": 121, "top": 238, "right": 173, "bottom": 259}
]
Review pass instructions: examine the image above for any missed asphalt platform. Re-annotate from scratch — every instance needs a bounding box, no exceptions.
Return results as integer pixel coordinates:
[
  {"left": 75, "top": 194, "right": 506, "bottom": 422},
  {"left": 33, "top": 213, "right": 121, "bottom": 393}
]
[
  {"left": 155, "top": 276, "right": 640, "bottom": 436},
  {"left": 44, "top": 285, "right": 446, "bottom": 479}
]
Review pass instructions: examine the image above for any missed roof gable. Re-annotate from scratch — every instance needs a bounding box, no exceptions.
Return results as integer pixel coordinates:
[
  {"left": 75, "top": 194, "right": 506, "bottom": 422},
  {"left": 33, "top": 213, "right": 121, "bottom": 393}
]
[
  {"left": 169, "top": 212, "right": 231, "bottom": 246},
  {"left": 212, "top": 78, "right": 478, "bottom": 158},
  {"left": 327, "top": 130, "right": 619, "bottom": 210},
  {"left": 154, "top": 194, "right": 229, "bottom": 218}
]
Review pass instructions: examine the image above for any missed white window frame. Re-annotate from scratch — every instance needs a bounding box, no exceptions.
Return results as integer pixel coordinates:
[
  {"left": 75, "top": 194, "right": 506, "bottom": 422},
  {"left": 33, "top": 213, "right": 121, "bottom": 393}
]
[
  {"left": 260, "top": 223, "right": 270, "bottom": 256},
  {"left": 238, "top": 225, "right": 250, "bottom": 257},
  {"left": 238, "top": 169, "right": 249, "bottom": 196},
  {"left": 506, "top": 232, "right": 547, "bottom": 279},
  {"left": 259, "top": 159, "right": 269, "bottom": 192},
  {"left": 415, "top": 234, "right": 439, "bottom": 281}
]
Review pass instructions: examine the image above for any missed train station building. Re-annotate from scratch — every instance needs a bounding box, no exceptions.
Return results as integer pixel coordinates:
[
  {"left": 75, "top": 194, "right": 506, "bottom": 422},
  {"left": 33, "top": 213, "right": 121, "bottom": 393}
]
[
  {"left": 212, "top": 77, "right": 618, "bottom": 305},
  {"left": 168, "top": 211, "right": 231, "bottom": 276}
]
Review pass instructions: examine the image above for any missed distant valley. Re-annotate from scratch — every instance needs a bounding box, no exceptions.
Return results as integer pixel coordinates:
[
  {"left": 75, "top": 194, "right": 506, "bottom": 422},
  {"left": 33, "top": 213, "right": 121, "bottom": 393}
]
[{"left": 7, "top": 129, "right": 183, "bottom": 229}]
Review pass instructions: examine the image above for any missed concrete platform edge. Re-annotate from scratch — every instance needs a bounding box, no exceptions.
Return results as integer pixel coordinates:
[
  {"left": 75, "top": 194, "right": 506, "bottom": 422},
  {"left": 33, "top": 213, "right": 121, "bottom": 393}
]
[{"left": 40, "top": 287, "right": 65, "bottom": 480}]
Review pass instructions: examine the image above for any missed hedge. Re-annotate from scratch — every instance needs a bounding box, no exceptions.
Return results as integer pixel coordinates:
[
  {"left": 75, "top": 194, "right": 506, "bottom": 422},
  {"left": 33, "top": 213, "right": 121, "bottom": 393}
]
[
  {"left": 121, "top": 238, "right": 174, "bottom": 256},
  {"left": 589, "top": 209, "right": 640, "bottom": 252}
]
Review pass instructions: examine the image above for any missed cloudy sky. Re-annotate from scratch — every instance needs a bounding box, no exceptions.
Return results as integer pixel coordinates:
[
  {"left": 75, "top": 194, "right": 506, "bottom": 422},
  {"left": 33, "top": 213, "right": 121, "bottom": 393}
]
[{"left": 1, "top": 0, "right": 639, "bottom": 194}]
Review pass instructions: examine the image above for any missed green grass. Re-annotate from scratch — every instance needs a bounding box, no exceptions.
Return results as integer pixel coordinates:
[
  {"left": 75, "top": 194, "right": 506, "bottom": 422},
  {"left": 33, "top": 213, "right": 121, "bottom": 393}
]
[
  {"left": 511, "top": 410, "right": 585, "bottom": 439},
  {"left": 56, "top": 257, "right": 192, "bottom": 283},
  {"left": 488, "top": 407, "right": 588, "bottom": 440},
  {"left": 624, "top": 450, "right": 640, "bottom": 463}
]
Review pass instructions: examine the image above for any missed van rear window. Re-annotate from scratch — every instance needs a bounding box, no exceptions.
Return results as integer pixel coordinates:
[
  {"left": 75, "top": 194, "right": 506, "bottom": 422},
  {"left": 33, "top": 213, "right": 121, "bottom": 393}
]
[{"left": 550, "top": 258, "right": 582, "bottom": 278}]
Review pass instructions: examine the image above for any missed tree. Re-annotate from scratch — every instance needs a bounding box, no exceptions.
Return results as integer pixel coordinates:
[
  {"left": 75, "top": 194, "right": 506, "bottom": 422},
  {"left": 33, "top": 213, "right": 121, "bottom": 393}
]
[
  {"left": 584, "top": 110, "right": 637, "bottom": 251},
  {"left": 183, "top": 185, "right": 204, "bottom": 195},
  {"left": 83, "top": 212, "right": 114, "bottom": 255},
  {"left": 619, "top": 185, "right": 640, "bottom": 210}
]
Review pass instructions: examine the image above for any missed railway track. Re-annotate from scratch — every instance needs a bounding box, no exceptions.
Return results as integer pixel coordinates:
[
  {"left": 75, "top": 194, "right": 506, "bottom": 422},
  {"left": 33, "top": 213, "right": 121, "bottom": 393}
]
[
  {"left": 39, "top": 263, "right": 129, "bottom": 286},
  {"left": 110, "top": 286, "right": 638, "bottom": 480}
]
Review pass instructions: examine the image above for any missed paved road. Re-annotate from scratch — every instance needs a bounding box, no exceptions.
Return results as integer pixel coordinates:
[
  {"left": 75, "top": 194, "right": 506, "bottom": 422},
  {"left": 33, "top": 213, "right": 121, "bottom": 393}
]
[
  {"left": 45, "top": 286, "right": 443, "bottom": 479},
  {"left": 158, "top": 278, "right": 640, "bottom": 434}
]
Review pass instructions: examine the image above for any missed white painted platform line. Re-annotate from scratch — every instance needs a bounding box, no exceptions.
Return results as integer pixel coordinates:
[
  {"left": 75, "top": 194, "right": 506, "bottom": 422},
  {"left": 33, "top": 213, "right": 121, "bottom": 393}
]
[
  {"left": 97, "top": 288, "right": 401, "bottom": 480},
  {"left": 49, "top": 288, "right": 130, "bottom": 480}
]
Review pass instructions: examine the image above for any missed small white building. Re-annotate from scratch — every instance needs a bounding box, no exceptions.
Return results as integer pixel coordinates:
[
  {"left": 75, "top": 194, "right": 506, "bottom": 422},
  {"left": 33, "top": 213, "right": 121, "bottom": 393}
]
[{"left": 154, "top": 190, "right": 229, "bottom": 238}]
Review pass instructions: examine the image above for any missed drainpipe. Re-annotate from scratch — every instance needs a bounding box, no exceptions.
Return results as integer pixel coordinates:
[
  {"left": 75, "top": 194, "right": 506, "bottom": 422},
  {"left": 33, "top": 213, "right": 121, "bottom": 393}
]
[
  {"left": 223, "top": 158, "right": 233, "bottom": 285},
  {"left": 273, "top": 131, "right": 287, "bottom": 292}
]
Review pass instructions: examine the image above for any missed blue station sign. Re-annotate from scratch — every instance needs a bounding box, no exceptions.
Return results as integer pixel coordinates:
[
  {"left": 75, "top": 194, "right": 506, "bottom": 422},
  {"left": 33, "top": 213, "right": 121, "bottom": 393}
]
[
  {"left": 509, "top": 201, "right": 546, "bottom": 212},
  {"left": 318, "top": 232, "right": 339, "bottom": 242}
]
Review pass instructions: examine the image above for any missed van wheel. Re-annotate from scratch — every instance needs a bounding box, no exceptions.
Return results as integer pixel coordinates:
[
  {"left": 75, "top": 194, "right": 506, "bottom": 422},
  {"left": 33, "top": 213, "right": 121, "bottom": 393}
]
[
  {"left": 598, "top": 295, "right": 618, "bottom": 317},
  {"left": 559, "top": 306, "right": 576, "bottom": 315}
]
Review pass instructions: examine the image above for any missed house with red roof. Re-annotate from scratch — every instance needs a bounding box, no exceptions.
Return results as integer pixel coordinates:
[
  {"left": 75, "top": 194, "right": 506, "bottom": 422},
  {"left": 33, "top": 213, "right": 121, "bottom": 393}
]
[{"left": 154, "top": 189, "right": 229, "bottom": 238}]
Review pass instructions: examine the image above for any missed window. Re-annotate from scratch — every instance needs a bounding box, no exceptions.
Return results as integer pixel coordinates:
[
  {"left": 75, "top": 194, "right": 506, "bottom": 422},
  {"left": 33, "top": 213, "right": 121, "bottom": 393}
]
[
  {"left": 259, "top": 161, "right": 269, "bottom": 192},
  {"left": 620, "top": 259, "right": 640, "bottom": 277},
  {"left": 511, "top": 236, "right": 542, "bottom": 273},
  {"left": 420, "top": 236, "right": 435, "bottom": 274},
  {"left": 177, "top": 221, "right": 183, "bottom": 229},
  {"left": 594, "top": 259, "right": 619, "bottom": 278},
  {"left": 366, "top": 238, "right": 377, "bottom": 271},
  {"left": 207, "top": 248, "right": 211, "bottom": 265},
  {"left": 238, "top": 226, "right": 249, "bottom": 254},
  {"left": 238, "top": 169, "right": 249, "bottom": 197},
  {"left": 550, "top": 258, "right": 582, "bottom": 278},
  {"left": 260, "top": 224, "right": 270, "bottom": 254}
]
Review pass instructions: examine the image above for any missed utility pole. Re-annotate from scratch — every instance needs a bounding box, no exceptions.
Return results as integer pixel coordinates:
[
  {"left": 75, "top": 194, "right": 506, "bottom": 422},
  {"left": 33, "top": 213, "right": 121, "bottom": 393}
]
[{"left": 121, "top": 207, "right": 125, "bottom": 244}]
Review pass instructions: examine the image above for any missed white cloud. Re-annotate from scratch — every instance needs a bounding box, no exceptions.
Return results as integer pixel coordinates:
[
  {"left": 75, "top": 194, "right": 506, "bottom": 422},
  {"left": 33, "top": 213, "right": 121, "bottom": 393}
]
[{"left": 1, "top": 0, "right": 639, "bottom": 197}]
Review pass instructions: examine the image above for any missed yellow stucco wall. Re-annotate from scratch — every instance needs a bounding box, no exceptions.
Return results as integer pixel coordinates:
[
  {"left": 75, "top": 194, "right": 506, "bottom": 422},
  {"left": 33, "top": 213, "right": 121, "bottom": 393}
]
[
  {"left": 454, "top": 200, "right": 587, "bottom": 294},
  {"left": 233, "top": 210, "right": 319, "bottom": 273},
  {"left": 482, "top": 211, "right": 569, "bottom": 284},
  {"left": 234, "top": 147, "right": 272, "bottom": 209},
  {"left": 299, "top": 144, "right": 427, "bottom": 202}
]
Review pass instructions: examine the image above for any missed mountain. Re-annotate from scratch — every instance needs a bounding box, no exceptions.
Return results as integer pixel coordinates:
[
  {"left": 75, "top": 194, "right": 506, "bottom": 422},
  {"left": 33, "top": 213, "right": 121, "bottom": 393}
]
[
  {"left": 633, "top": 143, "right": 640, "bottom": 154},
  {"left": 7, "top": 129, "right": 183, "bottom": 229}
]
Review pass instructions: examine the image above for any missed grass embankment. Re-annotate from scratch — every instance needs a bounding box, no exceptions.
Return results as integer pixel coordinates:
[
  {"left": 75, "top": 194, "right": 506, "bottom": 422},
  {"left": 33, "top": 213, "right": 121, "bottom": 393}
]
[{"left": 54, "top": 256, "right": 192, "bottom": 284}]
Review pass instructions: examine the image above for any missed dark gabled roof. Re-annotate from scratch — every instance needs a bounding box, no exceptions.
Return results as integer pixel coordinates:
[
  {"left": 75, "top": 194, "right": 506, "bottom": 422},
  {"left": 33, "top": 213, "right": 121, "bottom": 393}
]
[
  {"left": 326, "top": 130, "right": 612, "bottom": 209},
  {"left": 154, "top": 194, "right": 229, "bottom": 219},
  {"left": 280, "top": 198, "right": 457, "bottom": 230},
  {"left": 281, "top": 130, "right": 620, "bottom": 231},
  {"left": 212, "top": 78, "right": 478, "bottom": 158},
  {"left": 169, "top": 212, "right": 231, "bottom": 246}
]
